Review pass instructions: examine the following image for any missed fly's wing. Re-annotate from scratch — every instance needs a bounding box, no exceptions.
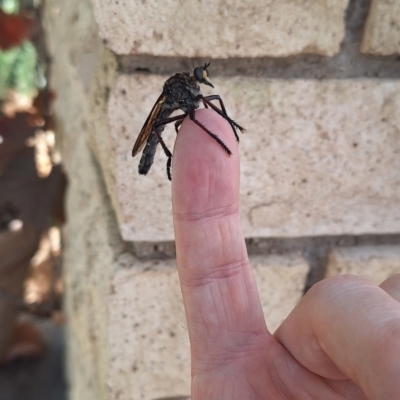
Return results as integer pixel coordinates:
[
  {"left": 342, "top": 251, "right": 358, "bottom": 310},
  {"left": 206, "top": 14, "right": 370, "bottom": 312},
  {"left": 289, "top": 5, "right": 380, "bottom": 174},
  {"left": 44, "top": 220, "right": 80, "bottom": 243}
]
[{"left": 132, "top": 93, "right": 166, "bottom": 157}]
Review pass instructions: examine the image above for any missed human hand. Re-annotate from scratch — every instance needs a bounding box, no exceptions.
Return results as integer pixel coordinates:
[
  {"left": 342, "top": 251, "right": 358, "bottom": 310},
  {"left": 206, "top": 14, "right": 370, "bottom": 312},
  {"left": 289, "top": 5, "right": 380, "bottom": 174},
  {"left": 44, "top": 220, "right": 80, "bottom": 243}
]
[{"left": 171, "top": 109, "right": 400, "bottom": 400}]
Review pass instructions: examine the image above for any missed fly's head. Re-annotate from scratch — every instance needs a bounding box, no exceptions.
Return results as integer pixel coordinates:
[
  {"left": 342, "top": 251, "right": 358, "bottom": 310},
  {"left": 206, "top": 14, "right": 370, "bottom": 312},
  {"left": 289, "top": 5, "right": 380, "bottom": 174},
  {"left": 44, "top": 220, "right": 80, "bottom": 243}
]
[{"left": 193, "top": 62, "right": 214, "bottom": 88}]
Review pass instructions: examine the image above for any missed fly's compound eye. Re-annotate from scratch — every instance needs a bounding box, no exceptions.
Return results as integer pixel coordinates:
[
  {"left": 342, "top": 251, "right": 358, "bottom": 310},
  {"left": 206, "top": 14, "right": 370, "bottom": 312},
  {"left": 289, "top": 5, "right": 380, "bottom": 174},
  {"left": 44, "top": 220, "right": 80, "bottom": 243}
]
[
  {"left": 193, "top": 63, "right": 214, "bottom": 88},
  {"left": 193, "top": 66, "right": 203, "bottom": 83}
]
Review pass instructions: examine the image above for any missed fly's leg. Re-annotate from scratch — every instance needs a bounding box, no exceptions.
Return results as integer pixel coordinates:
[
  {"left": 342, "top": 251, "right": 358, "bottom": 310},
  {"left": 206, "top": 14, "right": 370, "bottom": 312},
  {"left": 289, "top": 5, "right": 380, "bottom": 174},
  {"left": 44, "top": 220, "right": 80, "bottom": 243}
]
[
  {"left": 197, "top": 94, "right": 245, "bottom": 143},
  {"left": 201, "top": 95, "right": 242, "bottom": 142},
  {"left": 154, "top": 114, "right": 187, "bottom": 128},
  {"left": 154, "top": 130, "right": 173, "bottom": 180},
  {"left": 174, "top": 119, "right": 183, "bottom": 134},
  {"left": 154, "top": 114, "right": 187, "bottom": 180},
  {"left": 188, "top": 109, "right": 232, "bottom": 156},
  {"left": 154, "top": 114, "right": 184, "bottom": 133},
  {"left": 154, "top": 114, "right": 185, "bottom": 134},
  {"left": 202, "top": 95, "right": 245, "bottom": 132}
]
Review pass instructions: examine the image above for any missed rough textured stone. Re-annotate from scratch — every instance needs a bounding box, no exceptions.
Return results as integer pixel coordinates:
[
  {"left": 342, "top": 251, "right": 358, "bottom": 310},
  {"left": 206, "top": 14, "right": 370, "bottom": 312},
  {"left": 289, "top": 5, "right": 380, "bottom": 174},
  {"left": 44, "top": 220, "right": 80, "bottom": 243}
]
[
  {"left": 92, "top": 0, "right": 348, "bottom": 57},
  {"left": 63, "top": 135, "right": 118, "bottom": 400},
  {"left": 108, "top": 261, "right": 190, "bottom": 400},
  {"left": 43, "top": 1, "right": 118, "bottom": 399},
  {"left": 361, "top": 0, "right": 400, "bottom": 55},
  {"left": 43, "top": 0, "right": 103, "bottom": 162},
  {"left": 326, "top": 246, "right": 400, "bottom": 285},
  {"left": 251, "top": 253, "right": 308, "bottom": 332},
  {"left": 108, "top": 74, "right": 400, "bottom": 241},
  {"left": 107, "top": 253, "right": 308, "bottom": 400}
]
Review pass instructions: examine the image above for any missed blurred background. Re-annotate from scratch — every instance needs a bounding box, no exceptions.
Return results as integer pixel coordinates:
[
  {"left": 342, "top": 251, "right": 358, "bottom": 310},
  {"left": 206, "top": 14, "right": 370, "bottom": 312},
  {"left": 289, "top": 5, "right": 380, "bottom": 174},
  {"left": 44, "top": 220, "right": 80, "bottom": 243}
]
[
  {"left": 0, "top": 0, "right": 399, "bottom": 399},
  {"left": 0, "top": 0, "right": 66, "bottom": 399}
]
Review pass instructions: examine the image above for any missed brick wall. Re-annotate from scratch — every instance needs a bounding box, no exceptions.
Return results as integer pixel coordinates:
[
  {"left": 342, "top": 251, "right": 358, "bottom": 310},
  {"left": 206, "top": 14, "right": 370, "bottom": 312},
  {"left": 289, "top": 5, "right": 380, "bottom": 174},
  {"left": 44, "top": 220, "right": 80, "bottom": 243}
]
[{"left": 43, "top": 0, "right": 400, "bottom": 399}]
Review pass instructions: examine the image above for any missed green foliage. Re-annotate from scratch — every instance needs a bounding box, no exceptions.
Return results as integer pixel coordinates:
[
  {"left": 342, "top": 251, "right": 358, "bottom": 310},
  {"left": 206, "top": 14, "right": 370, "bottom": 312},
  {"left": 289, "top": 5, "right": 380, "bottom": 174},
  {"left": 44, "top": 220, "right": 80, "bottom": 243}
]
[
  {"left": 1, "top": 0, "right": 19, "bottom": 13},
  {"left": 0, "top": 0, "right": 38, "bottom": 99},
  {"left": 0, "top": 41, "right": 37, "bottom": 98}
]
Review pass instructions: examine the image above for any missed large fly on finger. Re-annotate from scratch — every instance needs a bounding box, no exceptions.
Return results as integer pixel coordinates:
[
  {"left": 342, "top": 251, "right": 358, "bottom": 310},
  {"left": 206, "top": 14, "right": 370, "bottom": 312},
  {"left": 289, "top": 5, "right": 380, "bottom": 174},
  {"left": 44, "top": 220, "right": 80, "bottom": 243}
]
[{"left": 131, "top": 62, "right": 245, "bottom": 181}]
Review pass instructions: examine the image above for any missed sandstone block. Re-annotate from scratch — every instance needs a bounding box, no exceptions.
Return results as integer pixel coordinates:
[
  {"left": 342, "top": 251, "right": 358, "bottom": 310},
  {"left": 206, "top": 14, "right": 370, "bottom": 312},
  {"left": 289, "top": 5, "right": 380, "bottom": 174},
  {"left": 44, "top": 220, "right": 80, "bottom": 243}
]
[
  {"left": 92, "top": 0, "right": 348, "bottom": 57},
  {"left": 361, "top": 0, "right": 400, "bottom": 55},
  {"left": 252, "top": 253, "right": 308, "bottom": 332},
  {"left": 326, "top": 246, "right": 400, "bottom": 285},
  {"left": 107, "top": 75, "right": 400, "bottom": 241}
]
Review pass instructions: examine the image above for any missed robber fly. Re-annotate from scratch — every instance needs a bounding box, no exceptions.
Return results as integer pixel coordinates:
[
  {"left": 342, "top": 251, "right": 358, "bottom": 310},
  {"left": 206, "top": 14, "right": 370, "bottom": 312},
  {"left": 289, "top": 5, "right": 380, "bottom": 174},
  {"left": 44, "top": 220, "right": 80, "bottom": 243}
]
[{"left": 131, "top": 62, "right": 245, "bottom": 180}]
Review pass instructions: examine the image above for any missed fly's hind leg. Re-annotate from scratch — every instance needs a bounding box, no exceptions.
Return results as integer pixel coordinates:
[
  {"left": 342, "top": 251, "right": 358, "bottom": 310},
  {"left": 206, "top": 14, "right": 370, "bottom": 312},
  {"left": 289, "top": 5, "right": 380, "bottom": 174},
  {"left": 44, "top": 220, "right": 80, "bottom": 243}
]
[
  {"left": 154, "top": 130, "right": 173, "bottom": 180},
  {"left": 188, "top": 109, "right": 232, "bottom": 156},
  {"left": 154, "top": 114, "right": 187, "bottom": 180},
  {"left": 174, "top": 119, "right": 183, "bottom": 133}
]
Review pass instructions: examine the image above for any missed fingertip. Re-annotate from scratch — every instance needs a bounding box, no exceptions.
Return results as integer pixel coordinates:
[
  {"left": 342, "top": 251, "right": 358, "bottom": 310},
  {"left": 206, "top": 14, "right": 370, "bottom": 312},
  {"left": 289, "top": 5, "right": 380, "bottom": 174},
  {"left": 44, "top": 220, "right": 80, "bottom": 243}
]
[{"left": 171, "top": 108, "right": 240, "bottom": 219}]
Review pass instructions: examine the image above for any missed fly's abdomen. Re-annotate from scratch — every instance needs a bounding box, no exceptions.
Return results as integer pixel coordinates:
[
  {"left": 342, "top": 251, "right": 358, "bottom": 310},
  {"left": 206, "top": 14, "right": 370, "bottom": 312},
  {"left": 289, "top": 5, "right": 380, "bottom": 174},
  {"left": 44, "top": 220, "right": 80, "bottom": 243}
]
[
  {"left": 138, "top": 107, "right": 171, "bottom": 175},
  {"left": 138, "top": 131, "right": 159, "bottom": 175}
]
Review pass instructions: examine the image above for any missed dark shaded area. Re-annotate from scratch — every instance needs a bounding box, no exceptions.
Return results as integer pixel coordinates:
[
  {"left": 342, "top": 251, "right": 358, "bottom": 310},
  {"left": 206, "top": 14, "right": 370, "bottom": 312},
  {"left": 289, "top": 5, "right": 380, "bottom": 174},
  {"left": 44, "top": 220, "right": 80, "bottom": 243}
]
[
  {"left": 131, "top": 233, "right": 400, "bottom": 292},
  {"left": 132, "top": 233, "right": 400, "bottom": 261},
  {"left": 0, "top": 318, "right": 66, "bottom": 400},
  {"left": 0, "top": 320, "right": 67, "bottom": 400}
]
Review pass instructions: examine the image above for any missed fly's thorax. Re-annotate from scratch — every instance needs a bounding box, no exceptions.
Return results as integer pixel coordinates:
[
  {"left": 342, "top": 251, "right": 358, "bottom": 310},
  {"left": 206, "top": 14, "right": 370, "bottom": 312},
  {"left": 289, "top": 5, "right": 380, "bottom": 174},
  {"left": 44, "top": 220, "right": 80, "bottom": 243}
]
[
  {"left": 188, "top": 85, "right": 201, "bottom": 99},
  {"left": 162, "top": 73, "right": 201, "bottom": 112}
]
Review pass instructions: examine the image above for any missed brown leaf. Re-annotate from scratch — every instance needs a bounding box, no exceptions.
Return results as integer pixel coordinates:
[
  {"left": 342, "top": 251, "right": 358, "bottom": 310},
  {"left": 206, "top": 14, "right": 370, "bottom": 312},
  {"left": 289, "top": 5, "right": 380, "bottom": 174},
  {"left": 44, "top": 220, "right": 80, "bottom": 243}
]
[
  {"left": 1, "top": 320, "right": 45, "bottom": 363},
  {"left": 0, "top": 9, "right": 33, "bottom": 50}
]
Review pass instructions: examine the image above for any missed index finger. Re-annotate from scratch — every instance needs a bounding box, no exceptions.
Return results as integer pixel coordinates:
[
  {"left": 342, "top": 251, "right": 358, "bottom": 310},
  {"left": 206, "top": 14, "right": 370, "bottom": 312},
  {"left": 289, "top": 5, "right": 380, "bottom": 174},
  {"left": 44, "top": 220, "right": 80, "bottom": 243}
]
[{"left": 171, "top": 109, "right": 268, "bottom": 364}]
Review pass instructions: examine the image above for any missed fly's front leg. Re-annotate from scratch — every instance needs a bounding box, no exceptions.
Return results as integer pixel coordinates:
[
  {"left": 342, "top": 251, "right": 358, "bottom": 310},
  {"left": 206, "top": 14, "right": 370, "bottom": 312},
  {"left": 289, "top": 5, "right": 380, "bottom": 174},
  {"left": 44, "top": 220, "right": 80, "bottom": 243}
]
[
  {"left": 197, "top": 94, "right": 245, "bottom": 142},
  {"left": 189, "top": 109, "right": 232, "bottom": 156},
  {"left": 154, "top": 114, "right": 187, "bottom": 129},
  {"left": 202, "top": 95, "right": 245, "bottom": 132}
]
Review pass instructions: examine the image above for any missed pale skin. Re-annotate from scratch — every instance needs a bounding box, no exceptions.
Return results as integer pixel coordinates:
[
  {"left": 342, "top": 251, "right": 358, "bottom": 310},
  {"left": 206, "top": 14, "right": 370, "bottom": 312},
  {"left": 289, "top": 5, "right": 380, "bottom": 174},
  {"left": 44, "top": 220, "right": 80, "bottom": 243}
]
[{"left": 171, "top": 109, "right": 400, "bottom": 400}]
